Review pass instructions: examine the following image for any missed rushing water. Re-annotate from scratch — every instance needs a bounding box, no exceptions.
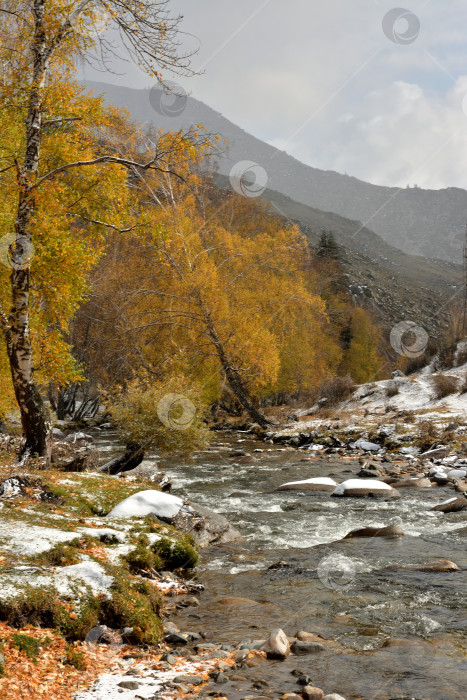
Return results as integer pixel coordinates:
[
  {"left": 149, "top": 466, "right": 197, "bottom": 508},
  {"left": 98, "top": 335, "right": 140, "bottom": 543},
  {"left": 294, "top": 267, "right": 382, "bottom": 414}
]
[{"left": 95, "top": 429, "right": 467, "bottom": 700}]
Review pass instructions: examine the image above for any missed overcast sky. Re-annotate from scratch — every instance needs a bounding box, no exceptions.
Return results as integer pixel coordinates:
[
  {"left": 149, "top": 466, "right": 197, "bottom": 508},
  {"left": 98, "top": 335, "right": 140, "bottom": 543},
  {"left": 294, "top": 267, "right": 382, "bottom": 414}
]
[{"left": 81, "top": 0, "right": 467, "bottom": 190}]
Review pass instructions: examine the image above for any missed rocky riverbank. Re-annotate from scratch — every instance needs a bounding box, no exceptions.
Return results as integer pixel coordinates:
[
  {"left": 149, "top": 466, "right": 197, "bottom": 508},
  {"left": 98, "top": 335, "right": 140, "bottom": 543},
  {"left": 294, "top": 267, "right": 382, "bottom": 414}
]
[{"left": 1, "top": 357, "right": 467, "bottom": 699}]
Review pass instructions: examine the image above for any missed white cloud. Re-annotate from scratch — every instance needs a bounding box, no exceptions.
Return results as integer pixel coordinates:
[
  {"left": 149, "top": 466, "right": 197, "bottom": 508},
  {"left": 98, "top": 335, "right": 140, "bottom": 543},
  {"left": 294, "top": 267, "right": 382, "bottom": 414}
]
[{"left": 79, "top": 0, "right": 467, "bottom": 188}]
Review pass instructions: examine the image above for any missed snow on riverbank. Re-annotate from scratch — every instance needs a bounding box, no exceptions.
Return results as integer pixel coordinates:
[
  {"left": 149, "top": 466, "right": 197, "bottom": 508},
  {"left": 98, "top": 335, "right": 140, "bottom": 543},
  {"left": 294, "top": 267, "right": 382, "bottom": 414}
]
[{"left": 74, "top": 653, "right": 220, "bottom": 700}]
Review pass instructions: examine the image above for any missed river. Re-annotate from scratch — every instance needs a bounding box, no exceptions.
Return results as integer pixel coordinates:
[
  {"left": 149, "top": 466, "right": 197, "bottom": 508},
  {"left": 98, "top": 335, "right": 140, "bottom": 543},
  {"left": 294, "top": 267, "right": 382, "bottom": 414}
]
[{"left": 95, "top": 429, "right": 467, "bottom": 700}]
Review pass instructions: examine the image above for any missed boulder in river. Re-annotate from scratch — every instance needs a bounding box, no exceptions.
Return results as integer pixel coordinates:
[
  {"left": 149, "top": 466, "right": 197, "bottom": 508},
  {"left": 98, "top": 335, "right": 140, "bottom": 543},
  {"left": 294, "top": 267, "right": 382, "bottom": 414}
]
[
  {"left": 343, "top": 524, "right": 404, "bottom": 539},
  {"left": 432, "top": 496, "right": 467, "bottom": 513},
  {"left": 106, "top": 489, "right": 242, "bottom": 545},
  {"left": 389, "top": 478, "right": 432, "bottom": 489},
  {"left": 172, "top": 501, "right": 243, "bottom": 546},
  {"left": 302, "top": 686, "right": 324, "bottom": 700},
  {"left": 261, "top": 628, "right": 290, "bottom": 659},
  {"left": 276, "top": 477, "right": 337, "bottom": 492},
  {"left": 331, "top": 479, "right": 401, "bottom": 499}
]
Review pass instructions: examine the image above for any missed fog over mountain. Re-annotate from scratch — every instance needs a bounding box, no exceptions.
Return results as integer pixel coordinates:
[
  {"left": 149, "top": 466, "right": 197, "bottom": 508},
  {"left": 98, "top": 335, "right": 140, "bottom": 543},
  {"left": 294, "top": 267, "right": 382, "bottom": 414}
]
[{"left": 86, "top": 80, "right": 467, "bottom": 263}]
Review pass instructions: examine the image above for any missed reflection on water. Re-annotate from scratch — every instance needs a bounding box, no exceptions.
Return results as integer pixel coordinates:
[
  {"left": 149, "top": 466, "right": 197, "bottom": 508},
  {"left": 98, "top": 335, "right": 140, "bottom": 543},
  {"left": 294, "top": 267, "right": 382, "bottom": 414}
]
[{"left": 94, "top": 430, "right": 467, "bottom": 699}]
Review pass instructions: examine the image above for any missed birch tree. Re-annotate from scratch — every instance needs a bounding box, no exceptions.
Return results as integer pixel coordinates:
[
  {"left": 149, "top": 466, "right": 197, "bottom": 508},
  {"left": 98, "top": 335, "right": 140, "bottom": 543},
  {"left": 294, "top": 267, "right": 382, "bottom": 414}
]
[{"left": 0, "top": 0, "right": 197, "bottom": 460}]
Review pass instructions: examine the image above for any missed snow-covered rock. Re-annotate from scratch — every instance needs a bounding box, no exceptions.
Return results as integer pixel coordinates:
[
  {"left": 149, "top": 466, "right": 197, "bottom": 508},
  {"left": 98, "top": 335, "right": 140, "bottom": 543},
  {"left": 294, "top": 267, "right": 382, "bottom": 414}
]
[
  {"left": 332, "top": 479, "right": 400, "bottom": 499},
  {"left": 277, "top": 477, "right": 337, "bottom": 492},
  {"left": 446, "top": 469, "right": 467, "bottom": 480},
  {"left": 107, "top": 490, "right": 184, "bottom": 520},
  {"left": 432, "top": 496, "right": 467, "bottom": 513}
]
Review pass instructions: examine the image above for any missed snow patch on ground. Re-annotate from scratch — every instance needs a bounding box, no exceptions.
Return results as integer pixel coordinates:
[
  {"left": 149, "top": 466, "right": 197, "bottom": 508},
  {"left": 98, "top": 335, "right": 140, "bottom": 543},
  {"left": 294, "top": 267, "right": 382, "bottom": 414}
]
[
  {"left": 0, "top": 523, "right": 80, "bottom": 555},
  {"left": 55, "top": 560, "right": 113, "bottom": 597},
  {"left": 0, "top": 559, "right": 113, "bottom": 601},
  {"left": 74, "top": 656, "right": 217, "bottom": 700},
  {"left": 78, "top": 527, "right": 126, "bottom": 543}
]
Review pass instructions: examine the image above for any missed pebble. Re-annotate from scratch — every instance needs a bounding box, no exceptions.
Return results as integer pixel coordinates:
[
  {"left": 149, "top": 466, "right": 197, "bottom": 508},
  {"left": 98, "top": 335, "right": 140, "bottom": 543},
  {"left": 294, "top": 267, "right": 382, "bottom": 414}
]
[
  {"left": 161, "top": 653, "right": 177, "bottom": 665},
  {"left": 296, "top": 675, "right": 313, "bottom": 686},
  {"left": 164, "top": 632, "right": 189, "bottom": 644},
  {"left": 212, "top": 671, "right": 229, "bottom": 683},
  {"left": 118, "top": 681, "right": 140, "bottom": 690},
  {"left": 173, "top": 675, "right": 205, "bottom": 686},
  {"left": 234, "top": 649, "right": 250, "bottom": 663},
  {"left": 262, "top": 628, "right": 290, "bottom": 659},
  {"left": 291, "top": 640, "right": 325, "bottom": 655}
]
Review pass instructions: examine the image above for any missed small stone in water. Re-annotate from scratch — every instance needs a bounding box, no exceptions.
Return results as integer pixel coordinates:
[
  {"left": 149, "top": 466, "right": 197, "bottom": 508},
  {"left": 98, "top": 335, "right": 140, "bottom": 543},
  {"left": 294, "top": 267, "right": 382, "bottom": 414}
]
[
  {"left": 262, "top": 628, "right": 290, "bottom": 659},
  {"left": 296, "top": 675, "right": 313, "bottom": 686},
  {"left": 291, "top": 640, "right": 325, "bottom": 655},
  {"left": 302, "top": 686, "right": 324, "bottom": 700}
]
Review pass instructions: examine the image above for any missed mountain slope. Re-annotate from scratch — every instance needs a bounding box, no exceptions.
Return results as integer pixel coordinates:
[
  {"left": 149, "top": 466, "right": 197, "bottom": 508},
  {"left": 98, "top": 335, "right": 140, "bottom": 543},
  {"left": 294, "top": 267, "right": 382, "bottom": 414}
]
[
  {"left": 213, "top": 174, "right": 462, "bottom": 336},
  {"left": 85, "top": 80, "right": 467, "bottom": 262}
]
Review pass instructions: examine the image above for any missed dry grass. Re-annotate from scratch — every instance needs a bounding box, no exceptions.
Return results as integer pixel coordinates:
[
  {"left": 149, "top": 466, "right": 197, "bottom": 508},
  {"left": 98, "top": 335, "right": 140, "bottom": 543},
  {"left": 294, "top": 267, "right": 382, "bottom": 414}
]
[
  {"left": 431, "top": 374, "right": 459, "bottom": 400},
  {"left": 314, "top": 375, "right": 356, "bottom": 407}
]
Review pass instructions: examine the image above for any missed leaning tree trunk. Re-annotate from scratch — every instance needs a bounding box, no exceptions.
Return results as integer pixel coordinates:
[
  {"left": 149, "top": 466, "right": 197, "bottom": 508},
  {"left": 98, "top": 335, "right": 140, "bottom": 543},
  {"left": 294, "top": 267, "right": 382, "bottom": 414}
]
[
  {"left": 99, "top": 444, "right": 145, "bottom": 475},
  {"left": 202, "top": 311, "right": 271, "bottom": 429}
]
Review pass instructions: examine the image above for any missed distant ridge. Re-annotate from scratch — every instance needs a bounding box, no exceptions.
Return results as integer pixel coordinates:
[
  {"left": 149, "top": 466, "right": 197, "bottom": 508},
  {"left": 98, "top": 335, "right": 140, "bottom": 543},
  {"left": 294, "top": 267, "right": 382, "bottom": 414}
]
[{"left": 85, "top": 80, "right": 467, "bottom": 263}]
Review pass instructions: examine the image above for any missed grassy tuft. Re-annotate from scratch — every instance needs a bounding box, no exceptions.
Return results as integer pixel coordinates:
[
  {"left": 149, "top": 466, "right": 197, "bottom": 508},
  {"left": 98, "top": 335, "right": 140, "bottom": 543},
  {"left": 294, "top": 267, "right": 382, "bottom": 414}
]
[
  {"left": 101, "top": 572, "right": 163, "bottom": 645},
  {"left": 10, "top": 633, "right": 51, "bottom": 662},
  {"left": 431, "top": 374, "right": 459, "bottom": 400},
  {"left": 151, "top": 534, "right": 198, "bottom": 570}
]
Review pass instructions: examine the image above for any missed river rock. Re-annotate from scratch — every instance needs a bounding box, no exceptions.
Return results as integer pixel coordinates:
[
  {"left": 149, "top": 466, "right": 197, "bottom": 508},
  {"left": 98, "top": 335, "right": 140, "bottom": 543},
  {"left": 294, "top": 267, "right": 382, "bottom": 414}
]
[
  {"left": 331, "top": 479, "right": 401, "bottom": 499},
  {"left": 343, "top": 524, "right": 404, "bottom": 539},
  {"left": 276, "top": 477, "right": 337, "bottom": 492},
  {"left": 323, "top": 695, "right": 347, "bottom": 700},
  {"left": 390, "top": 478, "right": 432, "bottom": 489},
  {"left": 358, "top": 463, "right": 383, "bottom": 478},
  {"left": 296, "top": 631, "right": 325, "bottom": 643},
  {"left": 173, "top": 501, "right": 243, "bottom": 546},
  {"left": 173, "top": 675, "right": 204, "bottom": 686},
  {"left": 302, "top": 686, "right": 324, "bottom": 700},
  {"left": 262, "top": 628, "right": 290, "bottom": 659},
  {"left": 118, "top": 681, "right": 140, "bottom": 690},
  {"left": 432, "top": 496, "right": 467, "bottom": 513},
  {"left": 291, "top": 640, "right": 325, "bottom": 655},
  {"left": 431, "top": 472, "right": 450, "bottom": 486},
  {"left": 420, "top": 447, "right": 450, "bottom": 459},
  {"left": 350, "top": 439, "right": 381, "bottom": 452},
  {"left": 390, "top": 559, "right": 460, "bottom": 573}
]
